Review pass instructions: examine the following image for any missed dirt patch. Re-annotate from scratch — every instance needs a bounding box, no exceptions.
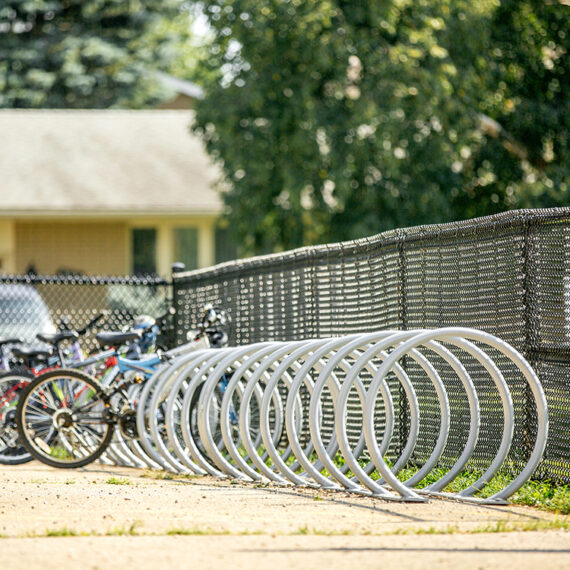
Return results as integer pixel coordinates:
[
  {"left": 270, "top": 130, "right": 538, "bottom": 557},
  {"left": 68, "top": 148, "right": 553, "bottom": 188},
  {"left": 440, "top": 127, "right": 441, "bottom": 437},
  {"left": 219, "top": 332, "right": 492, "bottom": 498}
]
[{"left": 1, "top": 463, "right": 569, "bottom": 569}]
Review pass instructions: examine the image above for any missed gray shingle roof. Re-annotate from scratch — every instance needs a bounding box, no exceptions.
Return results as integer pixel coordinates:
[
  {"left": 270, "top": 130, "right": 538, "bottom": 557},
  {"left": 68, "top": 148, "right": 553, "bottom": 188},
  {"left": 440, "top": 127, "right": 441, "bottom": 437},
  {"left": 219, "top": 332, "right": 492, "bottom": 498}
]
[{"left": 0, "top": 109, "right": 223, "bottom": 216}]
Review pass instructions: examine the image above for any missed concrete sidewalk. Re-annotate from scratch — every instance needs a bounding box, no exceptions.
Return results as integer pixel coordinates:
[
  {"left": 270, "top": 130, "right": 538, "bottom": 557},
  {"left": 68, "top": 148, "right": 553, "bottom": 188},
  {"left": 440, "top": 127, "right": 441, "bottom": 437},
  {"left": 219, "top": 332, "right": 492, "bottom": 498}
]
[{"left": 1, "top": 463, "right": 569, "bottom": 569}]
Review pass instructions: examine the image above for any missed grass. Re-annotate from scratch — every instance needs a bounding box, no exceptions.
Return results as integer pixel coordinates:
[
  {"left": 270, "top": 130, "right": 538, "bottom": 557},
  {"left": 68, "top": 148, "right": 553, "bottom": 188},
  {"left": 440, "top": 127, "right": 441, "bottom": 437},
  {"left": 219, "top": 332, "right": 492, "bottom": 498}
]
[
  {"left": 106, "top": 477, "right": 131, "bottom": 485},
  {"left": 140, "top": 470, "right": 176, "bottom": 480},
  {"left": 4, "top": 516, "right": 568, "bottom": 539},
  {"left": 510, "top": 479, "right": 570, "bottom": 514},
  {"left": 393, "top": 466, "right": 570, "bottom": 514},
  {"left": 133, "top": 445, "right": 570, "bottom": 515},
  {"left": 140, "top": 470, "right": 200, "bottom": 481},
  {"left": 220, "top": 442, "right": 570, "bottom": 515},
  {"left": 250, "top": 445, "right": 570, "bottom": 514},
  {"left": 294, "top": 526, "right": 354, "bottom": 536},
  {"left": 25, "top": 521, "right": 144, "bottom": 538},
  {"left": 44, "top": 527, "right": 79, "bottom": 537},
  {"left": 292, "top": 518, "right": 570, "bottom": 537},
  {"left": 471, "top": 518, "right": 570, "bottom": 533},
  {"left": 391, "top": 518, "right": 570, "bottom": 535},
  {"left": 303, "top": 451, "right": 570, "bottom": 515},
  {"left": 166, "top": 527, "right": 232, "bottom": 536},
  {"left": 50, "top": 447, "right": 73, "bottom": 460},
  {"left": 105, "top": 521, "right": 142, "bottom": 536}
]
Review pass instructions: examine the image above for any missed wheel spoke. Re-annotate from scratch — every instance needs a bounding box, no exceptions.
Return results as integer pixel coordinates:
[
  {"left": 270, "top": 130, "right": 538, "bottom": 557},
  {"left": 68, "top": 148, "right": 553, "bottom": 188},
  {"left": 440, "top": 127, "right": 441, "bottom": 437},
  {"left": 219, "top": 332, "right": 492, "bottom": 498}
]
[
  {"left": 63, "top": 379, "right": 75, "bottom": 407},
  {"left": 27, "top": 393, "right": 58, "bottom": 415},
  {"left": 72, "top": 396, "right": 103, "bottom": 415},
  {"left": 18, "top": 371, "right": 112, "bottom": 467}
]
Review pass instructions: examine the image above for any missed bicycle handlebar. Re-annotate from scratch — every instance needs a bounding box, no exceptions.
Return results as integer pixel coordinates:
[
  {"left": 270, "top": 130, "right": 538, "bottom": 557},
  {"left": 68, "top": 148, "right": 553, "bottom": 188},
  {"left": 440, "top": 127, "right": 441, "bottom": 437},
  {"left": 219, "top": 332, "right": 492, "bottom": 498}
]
[
  {"left": 76, "top": 311, "right": 109, "bottom": 336},
  {"left": 194, "top": 305, "right": 230, "bottom": 333}
]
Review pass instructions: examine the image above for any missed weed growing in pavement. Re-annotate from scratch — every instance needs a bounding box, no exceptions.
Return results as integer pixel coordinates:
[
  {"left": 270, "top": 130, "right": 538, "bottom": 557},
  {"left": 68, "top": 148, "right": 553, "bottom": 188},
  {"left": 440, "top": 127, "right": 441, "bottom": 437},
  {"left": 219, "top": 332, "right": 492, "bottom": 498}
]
[
  {"left": 105, "top": 521, "right": 142, "bottom": 536},
  {"left": 44, "top": 527, "right": 80, "bottom": 537},
  {"left": 166, "top": 527, "right": 231, "bottom": 536},
  {"left": 3, "top": 516, "right": 568, "bottom": 539},
  {"left": 106, "top": 477, "right": 131, "bottom": 485},
  {"left": 139, "top": 470, "right": 201, "bottom": 482},
  {"left": 390, "top": 518, "right": 569, "bottom": 535}
]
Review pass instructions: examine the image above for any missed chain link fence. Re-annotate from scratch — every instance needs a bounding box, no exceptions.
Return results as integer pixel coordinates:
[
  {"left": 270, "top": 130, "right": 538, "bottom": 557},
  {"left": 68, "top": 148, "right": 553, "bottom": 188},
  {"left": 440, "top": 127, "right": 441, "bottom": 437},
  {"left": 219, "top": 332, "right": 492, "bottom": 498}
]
[
  {"left": 0, "top": 273, "right": 173, "bottom": 353},
  {"left": 172, "top": 208, "right": 570, "bottom": 483},
  {"left": 1, "top": 208, "right": 568, "bottom": 483}
]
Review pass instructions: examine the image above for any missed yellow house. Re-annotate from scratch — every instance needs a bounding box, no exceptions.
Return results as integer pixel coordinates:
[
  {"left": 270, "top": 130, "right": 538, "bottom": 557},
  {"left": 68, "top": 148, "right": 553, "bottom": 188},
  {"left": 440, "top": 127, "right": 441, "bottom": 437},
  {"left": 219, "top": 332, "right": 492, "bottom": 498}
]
[{"left": 0, "top": 109, "right": 232, "bottom": 277}]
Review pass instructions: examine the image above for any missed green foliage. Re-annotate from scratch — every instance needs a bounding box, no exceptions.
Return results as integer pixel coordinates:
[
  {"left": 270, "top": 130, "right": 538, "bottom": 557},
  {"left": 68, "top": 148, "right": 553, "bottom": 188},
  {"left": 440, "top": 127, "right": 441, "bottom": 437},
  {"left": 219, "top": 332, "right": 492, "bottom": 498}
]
[
  {"left": 512, "top": 479, "right": 570, "bottom": 514},
  {"left": 452, "top": 0, "right": 570, "bottom": 219},
  {"left": 193, "top": 0, "right": 569, "bottom": 254},
  {"left": 387, "top": 463, "right": 570, "bottom": 514},
  {"left": 105, "top": 477, "right": 131, "bottom": 485},
  {"left": 105, "top": 520, "right": 142, "bottom": 536},
  {"left": 45, "top": 526, "right": 79, "bottom": 537},
  {"left": 0, "top": 0, "right": 200, "bottom": 108}
]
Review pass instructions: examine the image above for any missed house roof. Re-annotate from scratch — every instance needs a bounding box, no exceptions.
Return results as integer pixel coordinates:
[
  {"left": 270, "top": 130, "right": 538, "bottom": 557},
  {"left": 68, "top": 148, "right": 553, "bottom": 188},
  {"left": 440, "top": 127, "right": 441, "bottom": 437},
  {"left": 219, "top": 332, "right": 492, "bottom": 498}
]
[{"left": 0, "top": 109, "right": 223, "bottom": 217}]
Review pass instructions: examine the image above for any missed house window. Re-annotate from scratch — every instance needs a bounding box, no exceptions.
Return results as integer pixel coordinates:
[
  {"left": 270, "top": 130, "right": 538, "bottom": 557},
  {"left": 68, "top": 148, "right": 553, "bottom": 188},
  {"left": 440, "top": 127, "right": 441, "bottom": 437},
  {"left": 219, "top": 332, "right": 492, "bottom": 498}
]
[
  {"left": 173, "top": 227, "right": 198, "bottom": 270},
  {"left": 132, "top": 228, "right": 157, "bottom": 275},
  {"left": 215, "top": 226, "right": 237, "bottom": 264}
]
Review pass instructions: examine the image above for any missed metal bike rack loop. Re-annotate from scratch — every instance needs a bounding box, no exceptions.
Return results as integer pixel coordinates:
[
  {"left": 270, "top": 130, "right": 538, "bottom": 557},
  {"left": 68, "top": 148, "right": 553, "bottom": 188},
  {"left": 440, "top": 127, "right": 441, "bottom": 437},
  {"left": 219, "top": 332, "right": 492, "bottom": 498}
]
[{"left": 116, "top": 327, "right": 547, "bottom": 505}]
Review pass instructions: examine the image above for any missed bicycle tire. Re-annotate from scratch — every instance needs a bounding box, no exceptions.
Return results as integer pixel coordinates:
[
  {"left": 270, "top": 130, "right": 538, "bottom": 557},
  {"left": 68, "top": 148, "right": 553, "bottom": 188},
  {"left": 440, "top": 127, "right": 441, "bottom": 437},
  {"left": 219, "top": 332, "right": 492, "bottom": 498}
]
[
  {"left": 188, "top": 382, "right": 225, "bottom": 454},
  {"left": 0, "top": 370, "right": 34, "bottom": 465},
  {"left": 16, "top": 368, "right": 114, "bottom": 469}
]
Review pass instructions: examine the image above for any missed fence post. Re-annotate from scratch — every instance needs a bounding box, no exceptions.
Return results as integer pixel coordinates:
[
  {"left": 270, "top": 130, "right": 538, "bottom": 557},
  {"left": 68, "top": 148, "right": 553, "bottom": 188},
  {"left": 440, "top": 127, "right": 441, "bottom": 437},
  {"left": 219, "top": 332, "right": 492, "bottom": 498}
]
[
  {"left": 397, "top": 231, "right": 410, "bottom": 461},
  {"left": 170, "top": 262, "right": 186, "bottom": 347},
  {"left": 521, "top": 215, "right": 539, "bottom": 468}
]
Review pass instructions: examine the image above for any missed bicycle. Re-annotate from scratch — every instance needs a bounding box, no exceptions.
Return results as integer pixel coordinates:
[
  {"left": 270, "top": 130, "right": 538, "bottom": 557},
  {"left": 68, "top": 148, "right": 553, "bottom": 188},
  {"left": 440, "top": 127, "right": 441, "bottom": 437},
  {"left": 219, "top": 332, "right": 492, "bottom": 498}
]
[
  {"left": 0, "top": 313, "right": 107, "bottom": 465},
  {"left": 15, "top": 305, "right": 230, "bottom": 469},
  {"left": 0, "top": 309, "right": 173, "bottom": 467},
  {"left": 0, "top": 337, "right": 36, "bottom": 465}
]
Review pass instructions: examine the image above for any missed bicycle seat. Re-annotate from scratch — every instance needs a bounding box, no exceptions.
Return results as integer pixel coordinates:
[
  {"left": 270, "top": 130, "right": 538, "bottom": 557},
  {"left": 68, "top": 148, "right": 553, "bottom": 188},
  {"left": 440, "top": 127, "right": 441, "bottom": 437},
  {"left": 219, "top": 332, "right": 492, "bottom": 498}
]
[
  {"left": 96, "top": 330, "right": 142, "bottom": 348},
  {"left": 0, "top": 338, "right": 22, "bottom": 348},
  {"left": 12, "top": 346, "right": 53, "bottom": 360},
  {"left": 36, "top": 331, "right": 79, "bottom": 345},
  {"left": 12, "top": 346, "right": 53, "bottom": 368}
]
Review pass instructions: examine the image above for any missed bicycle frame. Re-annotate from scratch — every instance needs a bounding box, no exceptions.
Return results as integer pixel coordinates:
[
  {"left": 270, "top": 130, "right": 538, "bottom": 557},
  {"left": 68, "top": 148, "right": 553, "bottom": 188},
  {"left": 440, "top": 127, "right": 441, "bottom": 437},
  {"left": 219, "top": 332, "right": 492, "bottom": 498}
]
[{"left": 96, "top": 352, "right": 163, "bottom": 389}]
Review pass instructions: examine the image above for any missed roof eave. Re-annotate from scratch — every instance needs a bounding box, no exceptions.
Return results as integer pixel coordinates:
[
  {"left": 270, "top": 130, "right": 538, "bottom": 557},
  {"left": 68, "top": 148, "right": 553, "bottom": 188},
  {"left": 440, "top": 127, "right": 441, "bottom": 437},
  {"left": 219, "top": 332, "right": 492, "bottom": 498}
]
[{"left": 0, "top": 209, "right": 221, "bottom": 219}]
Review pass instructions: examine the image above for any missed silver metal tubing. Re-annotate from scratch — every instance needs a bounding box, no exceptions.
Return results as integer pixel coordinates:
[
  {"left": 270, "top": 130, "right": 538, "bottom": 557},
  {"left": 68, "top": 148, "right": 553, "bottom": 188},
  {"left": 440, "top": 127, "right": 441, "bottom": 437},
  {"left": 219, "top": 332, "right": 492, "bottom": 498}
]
[
  {"left": 238, "top": 343, "right": 318, "bottom": 483},
  {"left": 164, "top": 350, "right": 223, "bottom": 475},
  {"left": 134, "top": 327, "right": 547, "bottom": 504},
  {"left": 358, "top": 335, "right": 480, "bottom": 493},
  {"left": 180, "top": 349, "right": 240, "bottom": 477},
  {"left": 135, "top": 363, "right": 181, "bottom": 472},
  {"left": 202, "top": 343, "right": 280, "bottom": 480},
  {"left": 335, "top": 341, "right": 450, "bottom": 497}
]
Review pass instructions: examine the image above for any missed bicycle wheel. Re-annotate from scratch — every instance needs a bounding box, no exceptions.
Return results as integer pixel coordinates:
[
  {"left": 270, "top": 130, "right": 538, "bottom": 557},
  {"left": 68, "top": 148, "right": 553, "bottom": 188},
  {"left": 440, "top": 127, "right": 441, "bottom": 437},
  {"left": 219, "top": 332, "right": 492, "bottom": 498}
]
[
  {"left": 188, "top": 381, "right": 225, "bottom": 454},
  {"left": 0, "top": 371, "right": 34, "bottom": 465},
  {"left": 17, "top": 369, "right": 114, "bottom": 468}
]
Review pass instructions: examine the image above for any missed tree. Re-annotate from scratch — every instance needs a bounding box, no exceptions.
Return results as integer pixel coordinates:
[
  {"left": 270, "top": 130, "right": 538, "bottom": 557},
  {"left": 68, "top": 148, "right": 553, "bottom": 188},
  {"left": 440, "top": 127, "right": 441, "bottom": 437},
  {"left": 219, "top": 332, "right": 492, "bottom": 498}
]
[
  {"left": 0, "top": 0, "right": 199, "bottom": 108},
  {"left": 192, "top": 0, "right": 568, "bottom": 255},
  {"left": 452, "top": 0, "right": 569, "bottom": 218}
]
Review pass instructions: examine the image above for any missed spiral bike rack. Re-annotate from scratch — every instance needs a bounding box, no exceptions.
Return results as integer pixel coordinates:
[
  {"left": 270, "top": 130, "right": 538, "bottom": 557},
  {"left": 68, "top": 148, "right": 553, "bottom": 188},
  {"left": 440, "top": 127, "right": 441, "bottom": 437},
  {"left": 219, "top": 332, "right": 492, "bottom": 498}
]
[{"left": 105, "top": 327, "right": 548, "bottom": 504}]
